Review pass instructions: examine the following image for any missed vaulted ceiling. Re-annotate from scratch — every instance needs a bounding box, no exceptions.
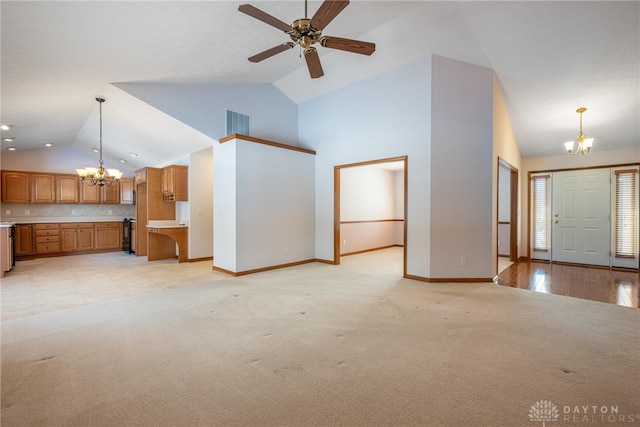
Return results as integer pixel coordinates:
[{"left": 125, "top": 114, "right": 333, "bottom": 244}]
[{"left": 1, "top": 1, "right": 638, "bottom": 169}]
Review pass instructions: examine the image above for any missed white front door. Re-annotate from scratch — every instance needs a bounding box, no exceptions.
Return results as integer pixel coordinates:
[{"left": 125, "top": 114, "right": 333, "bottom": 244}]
[{"left": 552, "top": 168, "right": 610, "bottom": 266}]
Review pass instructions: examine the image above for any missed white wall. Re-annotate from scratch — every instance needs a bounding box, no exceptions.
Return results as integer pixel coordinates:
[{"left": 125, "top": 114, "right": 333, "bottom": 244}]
[
  {"left": 300, "top": 56, "right": 431, "bottom": 275},
  {"left": 394, "top": 170, "right": 405, "bottom": 245},
  {"left": 429, "top": 55, "right": 494, "bottom": 279},
  {"left": 493, "top": 77, "right": 523, "bottom": 265},
  {"left": 115, "top": 82, "right": 300, "bottom": 147},
  {"left": 340, "top": 165, "right": 402, "bottom": 254},
  {"left": 213, "top": 136, "right": 315, "bottom": 273},
  {"left": 341, "top": 167, "right": 396, "bottom": 220},
  {"left": 0, "top": 145, "right": 135, "bottom": 176},
  {"left": 213, "top": 140, "right": 237, "bottom": 272},
  {"left": 189, "top": 147, "right": 213, "bottom": 260},
  {"left": 498, "top": 166, "right": 511, "bottom": 257},
  {"left": 498, "top": 166, "right": 511, "bottom": 222}
]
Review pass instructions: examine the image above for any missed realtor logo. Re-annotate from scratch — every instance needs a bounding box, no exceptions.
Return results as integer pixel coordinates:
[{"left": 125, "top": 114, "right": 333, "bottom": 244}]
[{"left": 529, "top": 400, "right": 559, "bottom": 426}]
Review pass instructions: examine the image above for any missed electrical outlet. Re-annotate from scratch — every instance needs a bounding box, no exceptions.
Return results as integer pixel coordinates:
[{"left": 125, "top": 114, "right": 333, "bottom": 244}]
[
  {"left": 71, "top": 209, "right": 77, "bottom": 215},
  {"left": 460, "top": 257, "right": 468, "bottom": 266},
  {"left": 343, "top": 239, "right": 347, "bottom": 246},
  {"left": 108, "top": 210, "right": 113, "bottom": 215},
  {"left": 5, "top": 210, "right": 10, "bottom": 215},
  {"left": 197, "top": 209, "right": 203, "bottom": 216},
  {"left": 284, "top": 247, "right": 290, "bottom": 254},
  {"left": 24, "top": 209, "right": 30, "bottom": 216}
]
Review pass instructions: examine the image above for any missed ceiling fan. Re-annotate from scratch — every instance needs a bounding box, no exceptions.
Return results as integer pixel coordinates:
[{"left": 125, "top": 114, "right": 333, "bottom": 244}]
[{"left": 238, "top": 0, "right": 376, "bottom": 79}]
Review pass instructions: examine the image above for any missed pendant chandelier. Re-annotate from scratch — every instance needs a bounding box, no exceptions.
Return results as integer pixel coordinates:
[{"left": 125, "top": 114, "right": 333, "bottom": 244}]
[
  {"left": 76, "top": 97, "right": 123, "bottom": 186},
  {"left": 564, "top": 107, "right": 594, "bottom": 155}
]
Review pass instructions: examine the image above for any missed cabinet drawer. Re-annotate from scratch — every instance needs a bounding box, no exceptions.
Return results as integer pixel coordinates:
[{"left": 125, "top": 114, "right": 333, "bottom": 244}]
[
  {"left": 34, "top": 223, "right": 59, "bottom": 230},
  {"left": 35, "top": 229, "right": 59, "bottom": 237},
  {"left": 36, "top": 236, "right": 60, "bottom": 243},
  {"left": 61, "top": 223, "right": 94, "bottom": 229},
  {"left": 95, "top": 222, "right": 121, "bottom": 229},
  {"left": 36, "top": 242, "right": 60, "bottom": 253}
]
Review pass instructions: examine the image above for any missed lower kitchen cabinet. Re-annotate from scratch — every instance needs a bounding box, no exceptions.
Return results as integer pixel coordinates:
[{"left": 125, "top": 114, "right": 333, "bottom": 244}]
[
  {"left": 16, "top": 221, "right": 123, "bottom": 259},
  {"left": 34, "top": 223, "right": 60, "bottom": 254},
  {"left": 95, "top": 222, "right": 122, "bottom": 250},
  {"left": 15, "top": 224, "right": 33, "bottom": 256},
  {"left": 61, "top": 223, "right": 94, "bottom": 252}
]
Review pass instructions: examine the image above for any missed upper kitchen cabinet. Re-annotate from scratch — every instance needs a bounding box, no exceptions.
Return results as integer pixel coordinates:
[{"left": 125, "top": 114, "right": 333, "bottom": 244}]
[
  {"left": 120, "top": 178, "right": 134, "bottom": 205},
  {"left": 1, "top": 171, "right": 30, "bottom": 203},
  {"left": 56, "top": 174, "right": 79, "bottom": 203},
  {"left": 79, "top": 181, "right": 121, "bottom": 204},
  {"left": 162, "top": 165, "right": 188, "bottom": 202},
  {"left": 31, "top": 174, "right": 56, "bottom": 203},
  {"left": 134, "top": 169, "right": 147, "bottom": 184},
  {"left": 34, "top": 173, "right": 79, "bottom": 203}
]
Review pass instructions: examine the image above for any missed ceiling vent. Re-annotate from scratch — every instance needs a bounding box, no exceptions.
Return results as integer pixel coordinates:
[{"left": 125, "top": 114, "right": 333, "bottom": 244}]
[{"left": 226, "top": 110, "right": 250, "bottom": 136}]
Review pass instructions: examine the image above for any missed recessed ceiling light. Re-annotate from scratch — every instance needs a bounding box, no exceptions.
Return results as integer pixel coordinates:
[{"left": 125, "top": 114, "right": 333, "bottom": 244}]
[
  {"left": 2, "top": 138, "right": 13, "bottom": 142},
  {"left": 129, "top": 152, "right": 138, "bottom": 157},
  {"left": 92, "top": 147, "right": 100, "bottom": 153},
  {"left": 119, "top": 159, "right": 127, "bottom": 163},
  {"left": 7, "top": 147, "right": 16, "bottom": 151},
  {"left": 0, "top": 125, "right": 11, "bottom": 131},
  {"left": 44, "top": 143, "right": 53, "bottom": 147}
]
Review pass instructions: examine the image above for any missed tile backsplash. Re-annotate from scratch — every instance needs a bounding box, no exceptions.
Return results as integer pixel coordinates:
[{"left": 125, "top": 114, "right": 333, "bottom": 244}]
[{"left": 1, "top": 203, "right": 135, "bottom": 220}]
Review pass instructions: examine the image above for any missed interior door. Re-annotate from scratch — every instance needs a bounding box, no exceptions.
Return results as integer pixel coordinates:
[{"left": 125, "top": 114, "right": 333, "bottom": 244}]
[{"left": 552, "top": 169, "right": 610, "bottom": 266}]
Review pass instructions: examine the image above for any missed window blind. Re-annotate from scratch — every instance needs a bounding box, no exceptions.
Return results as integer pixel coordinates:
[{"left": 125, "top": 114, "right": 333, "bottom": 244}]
[
  {"left": 615, "top": 169, "right": 638, "bottom": 258},
  {"left": 531, "top": 175, "right": 550, "bottom": 252}
]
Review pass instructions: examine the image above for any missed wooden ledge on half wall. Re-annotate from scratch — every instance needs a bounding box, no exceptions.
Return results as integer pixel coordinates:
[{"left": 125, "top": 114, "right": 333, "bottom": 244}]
[{"left": 219, "top": 134, "right": 316, "bottom": 155}]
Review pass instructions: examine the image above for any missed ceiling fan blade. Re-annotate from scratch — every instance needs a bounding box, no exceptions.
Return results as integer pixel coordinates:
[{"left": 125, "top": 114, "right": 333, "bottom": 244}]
[
  {"left": 304, "top": 48, "right": 324, "bottom": 79},
  {"left": 310, "top": 0, "right": 349, "bottom": 31},
  {"left": 248, "top": 42, "right": 295, "bottom": 63},
  {"left": 321, "top": 36, "right": 375, "bottom": 55},
  {"left": 238, "top": 4, "right": 291, "bottom": 32}
]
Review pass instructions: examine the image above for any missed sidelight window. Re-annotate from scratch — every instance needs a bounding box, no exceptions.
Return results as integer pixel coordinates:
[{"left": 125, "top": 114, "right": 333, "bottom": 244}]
[
  {"left": 614, "top": 168, "right": 638, "bottom": 259},
  {"left": 531, "top": 174, "right": 550, "bottom": 252}
]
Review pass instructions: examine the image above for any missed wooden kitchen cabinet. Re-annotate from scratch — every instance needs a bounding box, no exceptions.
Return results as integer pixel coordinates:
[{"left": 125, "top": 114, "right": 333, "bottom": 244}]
[
  {"left": 80, "top": 181, "right": 121, "bottom": 204},
  {"left": 135, "top": 167, "right": 175, "bottom": 257},
  {"left": 79, "top": 182, "right": 100, "bottom": 203},
  {"left": 120, "top": 178, "right": 134, "bottom": 205},
  {"left": 131, "top": 221, "right": 137, "bottom": 253},
  {"left": 61, "top": 223, "right": 94, "bottom": 252},
  {"left": 162, "top": 165, "right": 188, "bottom": 202},
  {"left": 95, "top": 222, "right": 122, "bottom": 250},
  {"left": 15, "top": 224, "right": 33, "bottom": 256},
  {"left": 134, "top": 169, "right": 147, "bottom": 184},
  {"left": 1, "top": 171, "right": 31, "bottom": 203},
  {"left": 31, "top": 174, "right": 56, "bottom": 203},
  {"left": 34, "top": 223, "right": 61, "bottom": 254},
  {"left": 56, "top": 175, "right": 79, "bottom": 203}
]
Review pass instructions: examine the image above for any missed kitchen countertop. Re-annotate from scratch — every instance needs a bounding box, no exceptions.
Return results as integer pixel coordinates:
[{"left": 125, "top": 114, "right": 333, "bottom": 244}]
[
  {"left": 0, "top": 217, "right": 131, "bottom": 224},
  {"left": 0, "top": 222, "right": 16, "bottom": 228},
  {"left": 146, "top": 220, "right": 188, "bottom": 229}
]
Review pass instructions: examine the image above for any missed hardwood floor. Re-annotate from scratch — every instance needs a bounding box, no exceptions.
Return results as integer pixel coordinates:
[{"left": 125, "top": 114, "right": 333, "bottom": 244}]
[{"left": 496, "top": 260, "right": 639, "bottom": 308}]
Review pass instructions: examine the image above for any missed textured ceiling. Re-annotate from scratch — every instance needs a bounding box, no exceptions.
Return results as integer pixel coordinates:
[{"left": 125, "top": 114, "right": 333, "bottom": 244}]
[{"left": 1, "top": 1, "right": 638, "bottom": 168}]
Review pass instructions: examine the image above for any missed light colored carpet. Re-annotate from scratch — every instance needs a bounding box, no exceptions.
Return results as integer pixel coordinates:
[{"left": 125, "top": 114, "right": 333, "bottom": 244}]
[{"left": 2, "top": 248, "right": 639, "bottom": 426}]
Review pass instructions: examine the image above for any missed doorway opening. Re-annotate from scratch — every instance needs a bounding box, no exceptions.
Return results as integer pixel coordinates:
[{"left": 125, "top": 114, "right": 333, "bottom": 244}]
[
  {"left": 334, "top": 156, "right": 408, "bottom": 277},
  {"left": 497, "top": 158, "right": 518, "bottom": 272}
]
